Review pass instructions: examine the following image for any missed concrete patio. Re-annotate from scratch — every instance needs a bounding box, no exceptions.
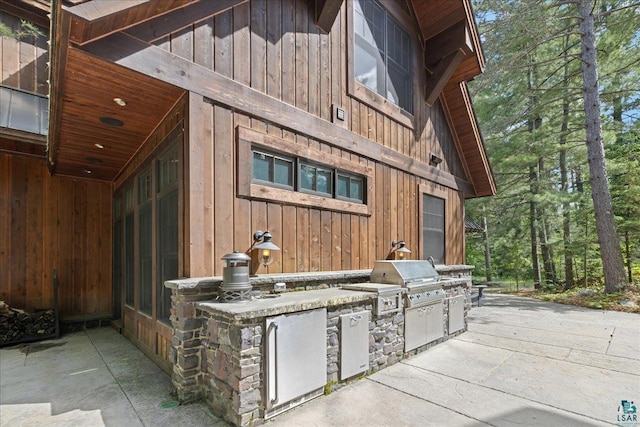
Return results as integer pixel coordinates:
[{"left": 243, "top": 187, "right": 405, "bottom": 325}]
[{"left": 1, "top": 294, "right": 638, "bottom": 426}]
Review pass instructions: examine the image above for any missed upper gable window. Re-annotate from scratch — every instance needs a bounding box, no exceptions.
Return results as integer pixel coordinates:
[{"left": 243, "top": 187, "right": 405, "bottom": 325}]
[{"left": 353, "top": 0, "right": 413, "bottom": 113}]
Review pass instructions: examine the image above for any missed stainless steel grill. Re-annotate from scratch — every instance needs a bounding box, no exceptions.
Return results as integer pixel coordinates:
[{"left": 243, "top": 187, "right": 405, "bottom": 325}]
[
  {"left": 370, "top": 260, "right": 445, "bottom": 307},
  {"left": 369, "top": 260, "right": 446, "bottom": 351}
]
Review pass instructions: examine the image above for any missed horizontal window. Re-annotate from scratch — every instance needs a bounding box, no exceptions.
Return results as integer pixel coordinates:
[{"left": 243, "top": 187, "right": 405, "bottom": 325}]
[
  {"left": 337, "top": 173, "right": 364, "bottom": 203},
  {"left": 238, "top": 126, "right": 373, "bottom": 216},
  {"left": 251, "top": 148, "right": 366, "bottom": 204},
  {"left": 300, "top": 163, "right": 333, "bottom": 196},
  {"left": 252, "top": 150, "right": 294, "bottom": 189}
]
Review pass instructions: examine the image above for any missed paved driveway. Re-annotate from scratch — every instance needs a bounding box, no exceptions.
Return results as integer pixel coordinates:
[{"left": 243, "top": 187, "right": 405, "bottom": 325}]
[
  {"left": 1, "top": 294, "right": 638, "bottom": 426},
  {"left": 271, "top": 294, "right": 640, "bottom": 426}
]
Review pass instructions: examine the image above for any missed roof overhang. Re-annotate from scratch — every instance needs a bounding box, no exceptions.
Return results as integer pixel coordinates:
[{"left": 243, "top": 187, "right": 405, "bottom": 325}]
[
  {"left": 410, "top": 0, "right": 494, "bottom": 198},
  {"left": 47, "top": 0, "right": 250, "bottom": 181},
  {"left": 46, "top": 0, "right": 494, "bottom": 194},
  {"left": 47, "top": 0, "right": 193, "bottom": 181}
]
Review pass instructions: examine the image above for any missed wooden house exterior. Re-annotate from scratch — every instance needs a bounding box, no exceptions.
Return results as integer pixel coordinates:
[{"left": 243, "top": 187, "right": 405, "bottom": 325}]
[{"left": 1, "top": 0, "right": 494, "bottom": 370}]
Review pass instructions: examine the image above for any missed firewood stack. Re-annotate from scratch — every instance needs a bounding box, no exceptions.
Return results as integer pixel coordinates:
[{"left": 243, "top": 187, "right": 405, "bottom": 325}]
[{"left": 0, "top": 301, "right": 57, "bottom": 345}]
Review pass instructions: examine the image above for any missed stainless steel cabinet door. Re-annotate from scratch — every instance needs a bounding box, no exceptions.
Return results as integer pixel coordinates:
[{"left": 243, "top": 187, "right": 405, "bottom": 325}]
[
  {"left": 448, "top": 295, "right": 465, "bottom": 333},
  {"left": 340, "top": 310, "right": 370, "bottom": 380},
  {"left": 265, "top": 308, "right": 327, "bottom": 410}
]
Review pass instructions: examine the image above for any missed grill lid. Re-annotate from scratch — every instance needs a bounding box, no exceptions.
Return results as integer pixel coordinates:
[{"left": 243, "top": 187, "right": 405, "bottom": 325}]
[{"left": 370, "top": 260, "right": 440, "bottom": 285}]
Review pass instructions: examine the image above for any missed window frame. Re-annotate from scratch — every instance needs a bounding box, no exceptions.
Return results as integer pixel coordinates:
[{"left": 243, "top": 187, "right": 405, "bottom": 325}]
[
  {"left": 418, "top": 184, "right": 447, "bottom": 264},
  {"left": 238, "top": 126, "right": 373, "bottom": 215},
  {"left": 113, "top": 130, "right": 183, "bottom": 323},
  {"left": 347, "top": 0, "right": 419, "bottom": 129},
  {"left": 251, "top": 149, "right": 295, "bottom": 191},
  {"left": 336, "top": 172, "right": 365, "bottom": 203},
  {"left": 298, "top": 161, "right": 334, "bottom": 197}
]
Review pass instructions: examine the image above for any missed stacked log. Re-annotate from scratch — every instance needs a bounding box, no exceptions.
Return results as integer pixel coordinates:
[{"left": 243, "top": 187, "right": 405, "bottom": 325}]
[{"left": 0, "top": 301, "right": 57, "bottom": 345}]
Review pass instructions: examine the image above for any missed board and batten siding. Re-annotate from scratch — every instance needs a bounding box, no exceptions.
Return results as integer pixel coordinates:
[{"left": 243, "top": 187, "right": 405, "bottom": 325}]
[
  {"left": 0, "top": 153, "right": 112, "bottom": 317},
  {"left": 158, "top": 0, "right": 468, "bottom": 275}
]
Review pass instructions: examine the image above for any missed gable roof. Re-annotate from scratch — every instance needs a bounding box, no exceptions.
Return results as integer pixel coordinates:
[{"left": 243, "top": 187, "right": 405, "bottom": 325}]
[{"left": 44, "top": 0, "right": 495, "bottom": 197}]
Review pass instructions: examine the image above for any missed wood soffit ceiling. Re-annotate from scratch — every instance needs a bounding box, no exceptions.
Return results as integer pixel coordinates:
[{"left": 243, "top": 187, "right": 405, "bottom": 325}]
[
  {"left": 51, "top": 47, "right": 184, "bottom": 181},
  {"left": 48, "top": 1, "right": 188, "bottom": 181},
  {"left": 47, "top": 0, "right": 492, "bottom": 194}
]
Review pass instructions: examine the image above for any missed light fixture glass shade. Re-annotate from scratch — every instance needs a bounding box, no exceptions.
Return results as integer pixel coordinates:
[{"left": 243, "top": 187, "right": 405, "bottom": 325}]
[
  {"left": 252, "top": 231, "right": 280, "bottom": 267},
  {"left": 392, "top": 240, "right": 411, "bottom": 260},
  {"left": 258, "top": 248, "right": 273, "bottom": 266}
]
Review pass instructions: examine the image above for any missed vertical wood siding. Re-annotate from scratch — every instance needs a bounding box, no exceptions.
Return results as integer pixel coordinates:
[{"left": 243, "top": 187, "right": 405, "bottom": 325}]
[
  {"left": 161, "top": 0, "right": 467, "bottom": 274},
  {"left": 0, "top": 154, "right": 112, "bottom": 316}
]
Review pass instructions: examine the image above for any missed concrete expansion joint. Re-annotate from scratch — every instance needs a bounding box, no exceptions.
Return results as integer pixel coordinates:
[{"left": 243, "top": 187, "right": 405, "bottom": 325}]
[{"left": 366, "top": 373, "right": 491, "bottom": 426}]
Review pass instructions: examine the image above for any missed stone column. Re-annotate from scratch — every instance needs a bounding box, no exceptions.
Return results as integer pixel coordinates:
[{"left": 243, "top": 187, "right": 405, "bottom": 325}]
[{"left": 168, "top": 284, "right": 218, "bottom": 402}]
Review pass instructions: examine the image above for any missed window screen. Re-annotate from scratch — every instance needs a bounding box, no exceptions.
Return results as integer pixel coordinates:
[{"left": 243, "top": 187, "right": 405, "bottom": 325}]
[
  {"left": 353, "top": 0, "right": 412, "bottom": 113},
  {"left": 423, "top": 194, "right": 445, "bottom": 264}
]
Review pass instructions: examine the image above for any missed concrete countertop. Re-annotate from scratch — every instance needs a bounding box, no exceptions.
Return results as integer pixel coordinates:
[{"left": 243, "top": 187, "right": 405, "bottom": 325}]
[
  {"left": 166, "top": 269, "right": 371, "bottom": 290},
  {"left": 196, "top": 288, "right": 375, "bottom": 320}
]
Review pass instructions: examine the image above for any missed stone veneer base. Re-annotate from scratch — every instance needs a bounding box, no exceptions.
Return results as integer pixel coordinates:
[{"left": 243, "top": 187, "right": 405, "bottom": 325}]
[{"left": 165, "top": 266, "right": 473, "bottom": 426}]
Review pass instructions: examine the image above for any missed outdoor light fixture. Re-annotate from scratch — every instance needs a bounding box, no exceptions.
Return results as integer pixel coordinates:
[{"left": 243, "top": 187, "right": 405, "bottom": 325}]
[
  {"left": 388, "top": 240, "right": 411, "bottom": 260},
  {"left": 250, "top": 230, "right": 280, "bottom": 267},
  {"left": 430, "top": 154, "right": 443, "bottom": 167}
]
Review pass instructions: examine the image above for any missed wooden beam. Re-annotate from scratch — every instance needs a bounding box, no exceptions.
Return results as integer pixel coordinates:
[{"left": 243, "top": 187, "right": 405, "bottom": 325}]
[
  {"left": 66, "top": 0, "right": 149, "bottom": 22},
  {"left": 65, "top": 0, "right": 197, "bottom": 45},
  {"left": 425, "top": 50, "right": 465, "bottom": 106},
  {"left": 82, "top": 33, "right": 473, "bottom": 194},
  {"left": 315, "top": 0, "right": 343, "bottom": 34},
  {"left": 0, "top": 0, "right": 50, "bottom": 28},
  {"left": 424, "top": 20, "right": 473, "bottom": 68},
  {"left": 125, "top": 0, "right": 248, "bottom": 43},
  {"left": 419, "top": 3, "right": 465, "bottom": 41},
  {"left": 463, "top": 0, "right": 485, "bottom": 70},
  {"left": 47, "top": 5, "right": 72, "bottom": 174},
  {"left": 0, "top": 136, "right": 47, "bottom": 158}
]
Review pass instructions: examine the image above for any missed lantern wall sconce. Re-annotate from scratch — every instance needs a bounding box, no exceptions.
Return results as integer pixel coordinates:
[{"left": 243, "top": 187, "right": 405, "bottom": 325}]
[
  {"left": 429, "top": 154, "right": 443, "bottom": 167},
  {"left": 249, "top": 230, "right": 280, "bottom": 272},
  {"left": 387, "top": 240, "right": 411, "bottom": 260}
]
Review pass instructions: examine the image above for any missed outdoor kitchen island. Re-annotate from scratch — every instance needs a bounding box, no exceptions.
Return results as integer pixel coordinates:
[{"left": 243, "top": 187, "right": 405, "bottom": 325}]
[{"left": 165, "top": 264, "right": 473, "bottom": 426}]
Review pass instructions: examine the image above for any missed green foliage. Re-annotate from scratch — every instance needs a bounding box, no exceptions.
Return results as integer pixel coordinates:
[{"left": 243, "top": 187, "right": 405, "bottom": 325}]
[
  {"left": 0, "top": 19, "right": 43, "bottom": 39},
  {"left": 467, "top": 0, "right": 640, "bottom": 288}
]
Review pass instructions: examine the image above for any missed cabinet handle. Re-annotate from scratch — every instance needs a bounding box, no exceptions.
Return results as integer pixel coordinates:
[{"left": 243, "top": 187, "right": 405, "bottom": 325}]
[
  {"left": 350, "top": 314, "right": 363, "bottom": 325},
  {"left": 267, "top": 322, "right": 279, "bottom": 404}
]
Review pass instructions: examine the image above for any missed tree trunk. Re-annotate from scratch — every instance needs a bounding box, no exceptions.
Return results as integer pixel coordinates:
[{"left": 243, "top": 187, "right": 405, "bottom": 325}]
[
  {"left": 624, "top": 229, "right": 632, "bottom": 283},
  {"left": 559, "top": 33, "right": 575, "bottom": 289},
  {"left": 527, "top": 58, "right": 542, "bottom": 289},
  {"left": 537, "top": 157, "right": 556, "bottom": 286},
  {"left": 577, "top": 0, "right": 627, "bottom": 293},
  {"left": 560, "top": 146, "right": 575, "bottom": 289},
  {"left": 529, "top": 165, "right": 541, "bottom": 288}
]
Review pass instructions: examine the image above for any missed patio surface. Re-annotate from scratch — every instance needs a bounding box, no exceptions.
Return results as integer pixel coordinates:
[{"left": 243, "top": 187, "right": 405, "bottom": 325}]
[{"left": 1, "top": 294, "right": 638, "bottom": 426}]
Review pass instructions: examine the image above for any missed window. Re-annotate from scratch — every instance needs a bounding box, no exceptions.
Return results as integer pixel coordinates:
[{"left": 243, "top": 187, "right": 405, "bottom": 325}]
[
  {"left": 113, "top": 198, "right": 123, "bottom": 320},
  {"left": 251, "top": 148, "right": 366, "bottom": 204},
  {"left": 124, "top": 186, "right": 135, "bottom": 307},
  {"left": 252, "top": 150, "right": 294, "bottom": 189},
  {"left": 115, "top": 139, "right": 181, "bottom": 323},
  {"left": 422, "top": 194, "right": 445, "bottom": 264},
  {"left": 300, "top": 163, "right": 333, "bottom": 196},
  {"left": 156, "top": 147, "right": 179, "bottom": 324},
  {"left": 238, "top": 126, "right": 373, "bottom": 215},
  {"left": 337, "top": 173, "right": 364, "bottom": 202},
  {"left": 353, "top": 0, "right": 412, "bottom": 113},
  {"left": 138, "top": 169, "right": 153, "bottom": 316}
]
